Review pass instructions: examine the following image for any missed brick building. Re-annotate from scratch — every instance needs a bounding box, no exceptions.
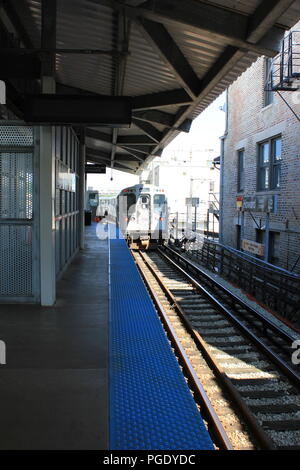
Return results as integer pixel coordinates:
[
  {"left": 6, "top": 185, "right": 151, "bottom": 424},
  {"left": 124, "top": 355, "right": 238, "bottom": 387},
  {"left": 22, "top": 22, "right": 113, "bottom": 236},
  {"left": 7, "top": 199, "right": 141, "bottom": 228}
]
[{"left": 221, "top": 36, "right": 300, "bottom": 273}]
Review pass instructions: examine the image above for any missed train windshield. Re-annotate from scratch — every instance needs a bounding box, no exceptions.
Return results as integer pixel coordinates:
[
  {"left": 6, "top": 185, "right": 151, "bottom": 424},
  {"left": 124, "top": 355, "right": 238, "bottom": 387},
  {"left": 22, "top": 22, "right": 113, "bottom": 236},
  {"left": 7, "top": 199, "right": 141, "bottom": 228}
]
[
  {"left": 153, "top": 194, "right": 166, "bottom": 212},
  {"left": 89, "top": 193, "right": 98, "bottom": 207},
  {"left": 122, "top": 192, "right": 136, "bottom": 217}
]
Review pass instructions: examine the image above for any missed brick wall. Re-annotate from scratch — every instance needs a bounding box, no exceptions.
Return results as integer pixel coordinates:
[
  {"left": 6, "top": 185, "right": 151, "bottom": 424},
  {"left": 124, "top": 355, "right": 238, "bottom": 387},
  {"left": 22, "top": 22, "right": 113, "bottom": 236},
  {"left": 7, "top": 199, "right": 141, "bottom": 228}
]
[{"left": 222, "top": 52, "right": 300, "bottom": 273}]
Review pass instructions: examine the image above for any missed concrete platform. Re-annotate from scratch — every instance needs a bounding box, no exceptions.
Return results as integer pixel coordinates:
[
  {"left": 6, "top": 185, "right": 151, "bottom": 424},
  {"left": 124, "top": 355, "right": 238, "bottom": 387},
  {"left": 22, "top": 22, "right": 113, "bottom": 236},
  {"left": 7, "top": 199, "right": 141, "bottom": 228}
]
[{"left": 0, "top": 224, "right": 107, "bottom": 450}]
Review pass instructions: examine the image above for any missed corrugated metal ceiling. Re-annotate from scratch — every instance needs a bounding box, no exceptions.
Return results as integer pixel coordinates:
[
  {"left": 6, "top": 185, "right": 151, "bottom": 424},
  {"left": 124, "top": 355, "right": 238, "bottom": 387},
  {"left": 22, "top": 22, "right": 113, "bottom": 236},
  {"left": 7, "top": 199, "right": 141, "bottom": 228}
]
[{"left": 7, "top": 0, "right": 300, "bottom": 173}]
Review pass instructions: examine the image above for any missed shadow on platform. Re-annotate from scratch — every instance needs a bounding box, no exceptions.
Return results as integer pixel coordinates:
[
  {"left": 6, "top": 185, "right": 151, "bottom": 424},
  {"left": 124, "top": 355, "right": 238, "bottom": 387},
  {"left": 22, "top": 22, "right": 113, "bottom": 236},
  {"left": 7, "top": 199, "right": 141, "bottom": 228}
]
[{"left": 0, "top": 224, "right": 108, "bottom": 450}]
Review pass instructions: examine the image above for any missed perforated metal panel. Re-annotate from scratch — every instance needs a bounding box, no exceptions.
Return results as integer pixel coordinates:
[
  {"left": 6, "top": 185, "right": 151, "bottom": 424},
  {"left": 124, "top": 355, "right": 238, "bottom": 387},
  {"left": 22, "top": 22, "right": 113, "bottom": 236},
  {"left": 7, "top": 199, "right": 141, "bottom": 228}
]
[
  {"left": 0, "top": 152, "right": 33, "bottom": 219},
  {"left": 0, "top": 126, "right": 33, "bottom": 146},
  {"left": 0, "top": 224, "right": 33, "bottom": 296},
  {"left": 0, "top": 126, "right": 37, "bottom": 301}
]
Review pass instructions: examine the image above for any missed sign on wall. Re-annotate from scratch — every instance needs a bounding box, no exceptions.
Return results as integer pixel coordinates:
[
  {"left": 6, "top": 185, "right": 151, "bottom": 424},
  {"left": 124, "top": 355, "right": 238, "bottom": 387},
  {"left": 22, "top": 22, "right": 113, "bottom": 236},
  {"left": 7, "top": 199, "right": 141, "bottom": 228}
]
[
  {"left": 57, "top": 162, "right": 76, "bottom": 192},
  {"left": 236, "top": 195, "right": 277, "bottom": 213},
  {"left": 241, "top": 239, "right": 264, "bottom": 256},
  {"left": 236, "top": 196, "right": 243, "bottom": 209}
]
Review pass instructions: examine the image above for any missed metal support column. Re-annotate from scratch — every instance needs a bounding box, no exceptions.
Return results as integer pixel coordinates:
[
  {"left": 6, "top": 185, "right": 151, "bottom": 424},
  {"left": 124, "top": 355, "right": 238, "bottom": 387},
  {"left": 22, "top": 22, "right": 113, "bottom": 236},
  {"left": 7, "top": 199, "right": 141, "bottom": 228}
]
[
  {"left": 240, "top": 211, "right": 245, "bottom": 249},
  {"left": 39, "top": 126, "right": 56, "bottom": 305},
  {"left": 39, "top": 0, "right": 57, "bottom": 305},
  {"left": 79, "top": 129, "right": 86, "bottom": 250},
  {"left": 264, "top": 212, "right": 270, "bottom": 262},
  {"left": 41, "top": 0, "right": 57, "bottom": 90},
  {"left": 219, "top": 90, "right": 228, "bottom": 244}
]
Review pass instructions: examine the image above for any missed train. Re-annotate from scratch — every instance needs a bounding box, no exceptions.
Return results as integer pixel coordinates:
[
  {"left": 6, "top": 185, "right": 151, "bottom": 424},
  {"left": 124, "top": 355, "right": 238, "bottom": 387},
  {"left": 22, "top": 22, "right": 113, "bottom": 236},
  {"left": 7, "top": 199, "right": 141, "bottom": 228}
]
[
  {"left": 85, "top": 188, "right": 99, "bottom": 220},
  {"left": 96, "top": 193, "right": 117, "bottom": 219},
  {"left": 116, "top": 184, "right": 168, "bottom": 249}
]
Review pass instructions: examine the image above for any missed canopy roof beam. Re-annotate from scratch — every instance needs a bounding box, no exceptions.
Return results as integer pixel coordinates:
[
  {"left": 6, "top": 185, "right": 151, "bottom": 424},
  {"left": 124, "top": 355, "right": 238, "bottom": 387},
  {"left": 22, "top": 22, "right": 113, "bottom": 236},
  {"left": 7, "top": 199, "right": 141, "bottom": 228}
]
[
  {"left": 117, "top": 135, "right": 156, "bottom": 145},
  {"left": 41, "top": 0, "right": 56, "bottom": 81},
  {"left": 99, "top": 0, "right": 287, "bottom": 56},
  {"left": 118, "top": 144, "right": 153, "bottom": 155},
  {"left": 138, "top": 17, "right": 200, "bottom": 98},
  {"left": 116, "top": 147, "right": 146, "bottom": 161},
  {"left": 132, "top": 118, "right": 162, "bottom": 142},
  {"left": 132, "top": 88, "right": 192, "bottom": 110},
  {"left": 86, "top": 146, "right": 139, "bottom": 171},
  {"left": 150, "top": 45, "right": 245, "bottom": 155},
  {"left": 86, "top": 153, "right": 139, "bottom": 173},
  {"left": 247, "top": 0, "right": 296, "bottom": 44},
  {"left": 133, "top": 109, "right": 174, "bottom": 127}
]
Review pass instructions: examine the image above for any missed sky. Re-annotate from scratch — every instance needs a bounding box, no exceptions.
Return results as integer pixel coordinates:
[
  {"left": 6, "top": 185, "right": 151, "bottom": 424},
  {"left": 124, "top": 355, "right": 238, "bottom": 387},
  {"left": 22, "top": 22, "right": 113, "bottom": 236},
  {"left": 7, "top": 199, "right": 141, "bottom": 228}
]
[
  {"left": 86, "top": 163, "right": 137, "bottom": 194},
  {"left": 87, "top": 92, "right": 226, "bottom": 192},
  {"left": 163, "top": 92, "right": 226, "bottom": 158}
]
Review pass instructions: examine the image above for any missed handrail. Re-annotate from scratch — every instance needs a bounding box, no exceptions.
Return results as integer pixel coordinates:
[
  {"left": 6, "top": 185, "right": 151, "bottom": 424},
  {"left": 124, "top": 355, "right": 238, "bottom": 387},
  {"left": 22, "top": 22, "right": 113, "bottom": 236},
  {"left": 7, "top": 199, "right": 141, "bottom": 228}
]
[
  {"left": 201, "top": 238, "right": 300, "bottom": 279},
  {"left": 173, "top": 237, "right": 300, "bottom": 321}
]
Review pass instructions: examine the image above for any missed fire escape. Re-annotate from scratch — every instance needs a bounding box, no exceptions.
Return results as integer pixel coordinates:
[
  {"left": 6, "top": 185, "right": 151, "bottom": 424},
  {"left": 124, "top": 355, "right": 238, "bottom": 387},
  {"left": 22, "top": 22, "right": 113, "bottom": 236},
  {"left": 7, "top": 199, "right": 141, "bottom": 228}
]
[{"left": 267, "top": 30, "right": 300, "bottom": 121}]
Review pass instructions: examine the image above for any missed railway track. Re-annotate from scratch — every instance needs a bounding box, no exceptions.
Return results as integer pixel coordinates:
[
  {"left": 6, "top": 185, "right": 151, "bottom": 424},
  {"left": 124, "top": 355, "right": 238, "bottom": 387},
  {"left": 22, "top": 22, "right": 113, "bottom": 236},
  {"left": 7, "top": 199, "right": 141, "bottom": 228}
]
[
  {"left": 163, "top": 245, "right": 300, "bottom": 383},
  {"left": 132, "top": 246, "right": 300, "bottom": 450}
]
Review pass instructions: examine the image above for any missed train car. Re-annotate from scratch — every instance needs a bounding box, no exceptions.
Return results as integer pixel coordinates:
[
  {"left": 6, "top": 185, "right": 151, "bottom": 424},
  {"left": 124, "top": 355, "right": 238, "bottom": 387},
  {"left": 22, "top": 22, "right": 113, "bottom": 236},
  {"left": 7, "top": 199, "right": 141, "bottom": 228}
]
[
  {"left": 85, "top": 188, "right": 99, "bottom": 220},
  {"left": 116, "top": 184, "right": 168, "bottom": 249},
  {"left": 96, "top": 194, "right": 117, "bottom": 220}
]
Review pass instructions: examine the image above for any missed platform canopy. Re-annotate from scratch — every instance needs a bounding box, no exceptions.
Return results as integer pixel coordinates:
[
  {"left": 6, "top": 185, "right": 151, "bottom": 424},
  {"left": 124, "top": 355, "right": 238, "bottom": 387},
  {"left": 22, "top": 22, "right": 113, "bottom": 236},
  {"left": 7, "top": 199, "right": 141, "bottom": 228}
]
[{"left": 1, "top": 0, "right": 300, "bottom": 173}]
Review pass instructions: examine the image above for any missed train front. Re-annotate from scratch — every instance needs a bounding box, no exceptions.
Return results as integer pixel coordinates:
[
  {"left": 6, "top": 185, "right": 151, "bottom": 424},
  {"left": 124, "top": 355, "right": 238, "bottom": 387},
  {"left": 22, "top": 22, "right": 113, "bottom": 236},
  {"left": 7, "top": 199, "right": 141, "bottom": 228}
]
[{"left": 117, "top": 184, "right": 168, "bottom": 249}]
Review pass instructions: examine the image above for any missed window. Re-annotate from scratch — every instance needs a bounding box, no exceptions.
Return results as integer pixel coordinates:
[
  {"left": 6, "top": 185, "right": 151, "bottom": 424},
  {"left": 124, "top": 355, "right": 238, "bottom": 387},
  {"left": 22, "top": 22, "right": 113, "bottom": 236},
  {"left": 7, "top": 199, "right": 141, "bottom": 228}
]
[
  {"left": 153, "top": 194, "right": 166, "bottom": 214},
  {"left": 237, "top": 149, "right": 245, "bottom": 192},
  {"left": 122, "top": 193, "right": 136, "bottom": 217},
  {"left": 258, "top": 142, "right": 270, "bottom": 190},
  {"left": 257, "top": 136, "right": 282, "bottom": 190},
  {"left": 272, "top": 137, "right": 282, "bottom": 189},
  {"left": 269, "top": 231, "right": 280, "bottom": 265},
  {"left": 153, "top": 194, "right": 165, "bottom": 207},
  {"left": 264, "top": 58, "right": 273, "bottom": 107}
]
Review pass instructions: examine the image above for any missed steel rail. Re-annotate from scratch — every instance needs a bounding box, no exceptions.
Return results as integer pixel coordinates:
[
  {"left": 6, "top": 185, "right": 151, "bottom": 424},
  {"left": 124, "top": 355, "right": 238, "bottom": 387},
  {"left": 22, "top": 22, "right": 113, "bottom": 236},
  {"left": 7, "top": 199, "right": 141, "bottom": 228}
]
[
  {"left": 158, "top": 246, "right": 300, "bottom": 387},
  {"left": 136, "top": 250, "right": 281, "bottom": 449},
  {"left": 161, "top": 247, "right": 299, "bottom": 357},
  {"left": 132, "top": 250, "right": 233, "bottom": 451},
  {"left": 162, "top": 245, "right": 298, "bottom": 346}
]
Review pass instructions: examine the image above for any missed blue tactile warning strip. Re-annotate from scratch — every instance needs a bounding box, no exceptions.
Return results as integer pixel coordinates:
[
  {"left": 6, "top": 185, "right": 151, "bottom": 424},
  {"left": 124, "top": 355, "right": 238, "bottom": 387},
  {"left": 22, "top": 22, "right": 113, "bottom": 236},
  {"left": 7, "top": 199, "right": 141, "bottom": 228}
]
[{"left": 108, "top": 228, "right": 214, "bottom": 450}]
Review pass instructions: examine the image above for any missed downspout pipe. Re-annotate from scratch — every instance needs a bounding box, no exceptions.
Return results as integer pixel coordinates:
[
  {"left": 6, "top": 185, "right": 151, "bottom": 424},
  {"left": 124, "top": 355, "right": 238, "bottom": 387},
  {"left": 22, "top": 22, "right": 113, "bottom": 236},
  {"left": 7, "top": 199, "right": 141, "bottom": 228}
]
[{"left": 219, "top": 89, "right": 228, "bottom": 244}]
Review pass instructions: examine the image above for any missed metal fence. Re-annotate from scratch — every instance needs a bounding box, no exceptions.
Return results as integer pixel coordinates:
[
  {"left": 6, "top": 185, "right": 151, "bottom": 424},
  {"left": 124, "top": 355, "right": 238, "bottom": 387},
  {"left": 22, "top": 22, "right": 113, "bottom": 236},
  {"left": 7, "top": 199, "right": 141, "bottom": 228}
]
[
  {"left": 182, "top": 237, "right": 300, "bottom": 323},
  {"left": 169, "top": 196, "right": 219, "bottom": 241},
  {"left": 169, "top": 211, "right": 212, "bottom": 239}
]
